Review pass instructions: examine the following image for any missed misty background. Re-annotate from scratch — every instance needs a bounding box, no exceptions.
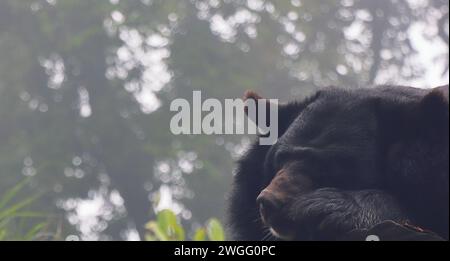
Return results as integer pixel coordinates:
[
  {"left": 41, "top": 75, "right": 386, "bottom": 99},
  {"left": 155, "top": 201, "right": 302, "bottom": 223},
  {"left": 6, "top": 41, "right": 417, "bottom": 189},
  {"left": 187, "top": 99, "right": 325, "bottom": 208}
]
[{"left": 0, "top": 0, "right": 448, "bottom": 241}]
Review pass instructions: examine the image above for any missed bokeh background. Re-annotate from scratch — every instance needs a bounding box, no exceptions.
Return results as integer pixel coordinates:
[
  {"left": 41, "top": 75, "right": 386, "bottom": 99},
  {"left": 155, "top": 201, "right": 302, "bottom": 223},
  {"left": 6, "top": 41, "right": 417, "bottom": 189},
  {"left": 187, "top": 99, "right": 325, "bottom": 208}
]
[{"left": 0, "top": 0, "right": 448, "bottom": 241}]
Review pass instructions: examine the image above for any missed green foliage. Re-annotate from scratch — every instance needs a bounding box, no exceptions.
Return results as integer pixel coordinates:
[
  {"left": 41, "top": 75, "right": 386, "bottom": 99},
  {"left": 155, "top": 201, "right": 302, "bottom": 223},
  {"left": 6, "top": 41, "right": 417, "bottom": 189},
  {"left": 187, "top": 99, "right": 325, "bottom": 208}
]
[
  {"left": 0, "top": 180, "right": 50, "bottom": 241},
  {"left": 205, "top": 218, "right": 226, "bottom": 241},
  {"left": 146, "top": 209, "right": 225, "bottom": 241},
  {"left": 145, "top": 209, "right": 185, "bottom": 241}
]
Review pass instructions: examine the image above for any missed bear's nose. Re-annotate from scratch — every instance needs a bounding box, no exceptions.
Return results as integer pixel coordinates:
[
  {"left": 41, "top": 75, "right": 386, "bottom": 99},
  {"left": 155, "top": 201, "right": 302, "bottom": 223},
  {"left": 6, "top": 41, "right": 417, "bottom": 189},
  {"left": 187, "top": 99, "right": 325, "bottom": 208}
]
[{"left": 256, "top": 190, "right": 282, "bottom": 225}]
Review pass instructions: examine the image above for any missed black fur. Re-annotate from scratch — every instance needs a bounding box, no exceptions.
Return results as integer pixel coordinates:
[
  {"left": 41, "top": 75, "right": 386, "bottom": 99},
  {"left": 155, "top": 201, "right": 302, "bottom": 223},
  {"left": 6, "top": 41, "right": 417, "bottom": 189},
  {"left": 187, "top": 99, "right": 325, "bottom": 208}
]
[{"left": 228, "top": 85, "right": 449, "bottom": 241}]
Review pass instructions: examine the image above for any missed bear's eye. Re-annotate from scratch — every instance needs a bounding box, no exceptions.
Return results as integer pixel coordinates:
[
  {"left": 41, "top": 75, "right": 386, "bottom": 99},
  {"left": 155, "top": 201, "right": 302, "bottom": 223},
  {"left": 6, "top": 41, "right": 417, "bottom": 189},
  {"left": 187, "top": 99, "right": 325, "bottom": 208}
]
[
  {"left": 262, "top": 147, "right": 277, "bottom": 182},
  {"left": 274, "top": 150, "right": 292, "bottom": 170},
  {"left": 274, "top": 146, "right": 320, "bottom": 170}
]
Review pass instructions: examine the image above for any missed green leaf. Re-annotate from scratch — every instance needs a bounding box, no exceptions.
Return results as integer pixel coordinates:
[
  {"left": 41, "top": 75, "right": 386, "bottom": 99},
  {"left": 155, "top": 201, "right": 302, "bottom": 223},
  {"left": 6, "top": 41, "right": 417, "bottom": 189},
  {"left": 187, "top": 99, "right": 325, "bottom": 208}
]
[
  {"left": 0, "top": 179, "right": 29, "bottom": 210},
  {"left": 157, "top": 209, "right": 178, "bottom": 235},
  {"left": 145, "top": 210, "right": 223, "bottom": 241},
  {"left": 145, "top": 221, "right": 169, "bottom": 241},
  {"left": 206, "top": 219, "right": 225, "bottom": 241},
  {"left": 24, "top": 222, "right": 47, "bottom": 241},
  {"left": 172, "top": 222, "right": 185, "bottom": 241},
  {"left": 156, "top": 210, "right": 185, "bottom": 241},
  {"left": 0, "top": 179, "right": 48, "bottom": 241},
  {"left": 0, "top": 230, "right": 6, "bottom": 241},
  {"left": 0, "top": 195, "right": 40, "bottom": 220},
  {"left": 193, "top": 228, "right": 206, "bottom": 241},
  {"left": 145, "top": 234, "right": 157, "bottom": 241}
]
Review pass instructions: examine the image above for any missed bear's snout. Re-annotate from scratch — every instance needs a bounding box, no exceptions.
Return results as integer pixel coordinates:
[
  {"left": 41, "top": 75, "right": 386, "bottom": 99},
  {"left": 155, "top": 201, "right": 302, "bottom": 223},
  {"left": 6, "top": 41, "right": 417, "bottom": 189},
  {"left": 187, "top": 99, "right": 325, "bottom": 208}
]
[{"left": 256, "top": 168, "right": 314, "bottom": 239}]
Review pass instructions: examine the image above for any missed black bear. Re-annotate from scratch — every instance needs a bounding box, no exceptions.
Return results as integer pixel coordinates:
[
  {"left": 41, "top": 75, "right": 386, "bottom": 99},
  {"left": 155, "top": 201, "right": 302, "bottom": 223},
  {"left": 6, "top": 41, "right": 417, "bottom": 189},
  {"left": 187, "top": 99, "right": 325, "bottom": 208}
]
[{"left": 228, "top": 85, "right": 449, "bottom": 241}]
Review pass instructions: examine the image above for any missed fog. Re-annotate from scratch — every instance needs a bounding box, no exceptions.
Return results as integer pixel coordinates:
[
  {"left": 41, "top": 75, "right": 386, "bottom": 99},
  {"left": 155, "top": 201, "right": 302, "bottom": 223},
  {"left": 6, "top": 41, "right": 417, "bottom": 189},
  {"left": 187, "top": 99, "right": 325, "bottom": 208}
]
[{"left": 0, "top": 0, "right": 448, "bottom": 241}]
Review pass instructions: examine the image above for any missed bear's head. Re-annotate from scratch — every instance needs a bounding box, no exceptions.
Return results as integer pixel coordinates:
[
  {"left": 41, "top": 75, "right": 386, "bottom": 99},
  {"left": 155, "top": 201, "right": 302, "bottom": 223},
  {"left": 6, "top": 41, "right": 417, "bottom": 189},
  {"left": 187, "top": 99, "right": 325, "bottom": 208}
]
[{"left": 229, "top": 85, "right": 449, "bottom": 240}]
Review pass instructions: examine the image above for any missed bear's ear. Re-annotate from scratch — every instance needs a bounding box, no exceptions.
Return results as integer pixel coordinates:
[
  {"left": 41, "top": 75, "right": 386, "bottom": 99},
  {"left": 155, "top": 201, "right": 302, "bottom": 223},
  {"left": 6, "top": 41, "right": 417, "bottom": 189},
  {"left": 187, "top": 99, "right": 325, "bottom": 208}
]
[
  {"left": 420, "top": 86, "right": 448, "bottom": 116},
  {"left": 419, "top": 86, "right": 449, "bottom": 131},
  {"left": 243, "top": 90, "right": 305, "bottom": 137},
  {"left": 243, "top": 90, "right": 275, "bottom": 132},
  {"left": 243, "top": 90, "right": 263, "bottom": 101},
  {"left": 243, "top": 90, "right": 265, "bottom": 117}
]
